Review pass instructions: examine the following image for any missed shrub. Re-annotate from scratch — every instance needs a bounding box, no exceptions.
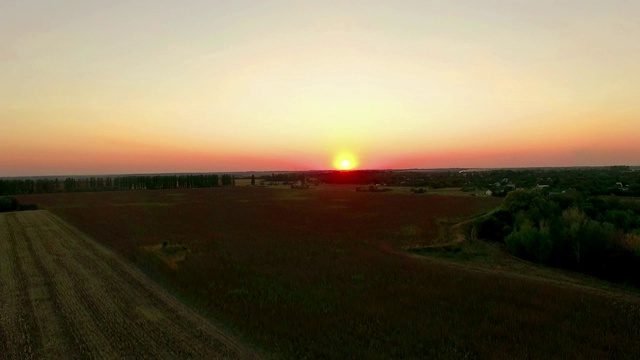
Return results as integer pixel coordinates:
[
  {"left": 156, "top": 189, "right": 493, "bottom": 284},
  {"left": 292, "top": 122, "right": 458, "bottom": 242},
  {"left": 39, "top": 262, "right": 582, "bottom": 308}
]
[
  {"left": 18, "top": 203, "right": 38, "bottom": 211},
  {"left": 0, "top": 196, "right": 22, "bottom": 212}
]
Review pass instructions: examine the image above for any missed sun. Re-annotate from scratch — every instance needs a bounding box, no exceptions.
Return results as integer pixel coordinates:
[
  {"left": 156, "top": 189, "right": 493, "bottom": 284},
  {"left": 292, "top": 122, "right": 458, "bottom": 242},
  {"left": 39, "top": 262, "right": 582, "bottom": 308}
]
[{"left": 333, "top": 152, "right": 357, "bottom": 170}]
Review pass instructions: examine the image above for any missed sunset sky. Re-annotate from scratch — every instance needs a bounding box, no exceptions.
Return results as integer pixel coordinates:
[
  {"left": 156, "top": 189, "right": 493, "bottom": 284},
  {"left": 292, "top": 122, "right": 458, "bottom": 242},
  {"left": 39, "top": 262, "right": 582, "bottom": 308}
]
[{"left": 2, "top": 0, "right": 639, "bottom": 176}]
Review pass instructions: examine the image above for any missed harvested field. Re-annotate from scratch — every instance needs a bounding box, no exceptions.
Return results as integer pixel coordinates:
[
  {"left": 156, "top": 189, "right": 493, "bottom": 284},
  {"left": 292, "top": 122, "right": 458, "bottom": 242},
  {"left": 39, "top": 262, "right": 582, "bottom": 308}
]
[
  {"left": 0, "top": 210, "right": 260, "bottom": 359},
  {"left": 17, "top": 187, "right": 640, "bottom": 358}
]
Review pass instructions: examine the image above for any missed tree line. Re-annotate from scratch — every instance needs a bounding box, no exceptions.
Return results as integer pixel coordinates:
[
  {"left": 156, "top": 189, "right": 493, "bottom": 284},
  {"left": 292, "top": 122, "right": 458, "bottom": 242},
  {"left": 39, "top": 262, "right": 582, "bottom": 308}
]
[{"left": 0, "top": 174, "right": 235, "bottom": 196}]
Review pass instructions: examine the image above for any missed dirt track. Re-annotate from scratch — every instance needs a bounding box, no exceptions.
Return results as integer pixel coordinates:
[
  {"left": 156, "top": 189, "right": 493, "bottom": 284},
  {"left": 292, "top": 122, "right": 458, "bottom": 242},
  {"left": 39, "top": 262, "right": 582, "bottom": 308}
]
[
  {"left": 408, "top": 217, "right": 640, "bottom": 305},
  {"left": 0, "top": 210, "right": 260, "bottom": 359}
]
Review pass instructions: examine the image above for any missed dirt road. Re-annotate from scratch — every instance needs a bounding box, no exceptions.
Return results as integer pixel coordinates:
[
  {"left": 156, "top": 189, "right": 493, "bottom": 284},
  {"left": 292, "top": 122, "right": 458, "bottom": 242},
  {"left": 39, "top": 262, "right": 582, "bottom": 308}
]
[{"left": 0, "top": 210, "right": 261, "bottom": 359}]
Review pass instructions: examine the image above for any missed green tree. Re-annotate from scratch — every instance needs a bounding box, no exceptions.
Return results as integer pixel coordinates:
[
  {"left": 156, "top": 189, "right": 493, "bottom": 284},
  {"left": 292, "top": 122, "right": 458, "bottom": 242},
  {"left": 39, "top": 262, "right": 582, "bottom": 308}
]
[
  {"left": 221, "top": 174, "right": 232, "bottom": 186},
  {"left": 604, "top": 209, "right": 634, "bottom": 231},
  {"left": 560, "top": 207, "right": 589, "bottom": 265},
  {"left": 505, "top": 219, "right": 552, "bottom": 263}
]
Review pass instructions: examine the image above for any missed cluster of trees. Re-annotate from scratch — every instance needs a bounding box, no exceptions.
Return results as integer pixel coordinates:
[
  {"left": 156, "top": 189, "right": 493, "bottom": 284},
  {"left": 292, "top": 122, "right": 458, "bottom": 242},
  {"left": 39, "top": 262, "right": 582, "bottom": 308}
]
[
  {"left": 355, "top": 185, "right": 392, "bottom": 192},
  {"left": 476, "top": 189, "right": 640, "bottom": 286},
  {"left": 465, "top": 167, "right": 640, "bottom": 197},
  {"left": 0, "top": 197, "right": 38, "bottom": 213},
  {"left": 0, "top": 174, "right": 236, "bottom": 196}
]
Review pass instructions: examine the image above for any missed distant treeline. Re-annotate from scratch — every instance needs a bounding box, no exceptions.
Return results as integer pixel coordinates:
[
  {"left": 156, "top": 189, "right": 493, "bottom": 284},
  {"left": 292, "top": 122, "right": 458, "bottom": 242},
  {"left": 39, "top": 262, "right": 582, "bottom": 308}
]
[
  {"left": 0, "top": 174, "right": 235, "bottom": 196},
  {"left": 0, "top": 197, "right": 38, "bottom": 212},
  {"left": 266, "top": 167, "right": 640, "bottom": 197},
  {"left": 4, "top": 167, "right": 639, "bottom": 197}
]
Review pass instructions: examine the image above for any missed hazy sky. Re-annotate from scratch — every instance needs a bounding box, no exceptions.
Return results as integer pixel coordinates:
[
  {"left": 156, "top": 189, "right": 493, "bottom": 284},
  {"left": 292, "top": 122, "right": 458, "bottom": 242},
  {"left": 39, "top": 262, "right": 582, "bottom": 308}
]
[{"left": 2, "top": 0, "right": 639, "bottom": 176}]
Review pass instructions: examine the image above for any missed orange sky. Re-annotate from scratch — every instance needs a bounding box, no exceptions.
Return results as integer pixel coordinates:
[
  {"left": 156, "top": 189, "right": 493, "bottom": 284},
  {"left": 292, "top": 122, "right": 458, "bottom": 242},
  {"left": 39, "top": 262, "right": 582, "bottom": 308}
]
[{"left": 2, "top": 1, "right": 639, "bottom": 176}]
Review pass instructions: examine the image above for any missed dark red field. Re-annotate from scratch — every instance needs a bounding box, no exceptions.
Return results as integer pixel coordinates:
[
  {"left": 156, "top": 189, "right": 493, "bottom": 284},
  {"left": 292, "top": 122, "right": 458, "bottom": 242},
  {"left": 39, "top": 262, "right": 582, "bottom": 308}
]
[{"left": 18, "top": 187, "right": 640, "bottom": 358}]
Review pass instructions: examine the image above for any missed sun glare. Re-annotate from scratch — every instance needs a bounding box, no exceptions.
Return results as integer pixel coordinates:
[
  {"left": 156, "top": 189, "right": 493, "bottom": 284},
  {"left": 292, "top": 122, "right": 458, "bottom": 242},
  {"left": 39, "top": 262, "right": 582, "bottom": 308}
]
[{"left": 334, "top": 153, "right": 357, "bottom": 170}]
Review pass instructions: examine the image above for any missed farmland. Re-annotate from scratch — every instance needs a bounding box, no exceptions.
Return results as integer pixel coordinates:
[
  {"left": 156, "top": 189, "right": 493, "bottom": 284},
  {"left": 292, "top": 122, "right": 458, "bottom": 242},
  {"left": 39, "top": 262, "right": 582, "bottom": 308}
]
[
  {"left": 0, "top": 210, "right": 259, "bottom": 359},
  {"left": 16, "top": 186, "right": 640, "bottom": 358}
]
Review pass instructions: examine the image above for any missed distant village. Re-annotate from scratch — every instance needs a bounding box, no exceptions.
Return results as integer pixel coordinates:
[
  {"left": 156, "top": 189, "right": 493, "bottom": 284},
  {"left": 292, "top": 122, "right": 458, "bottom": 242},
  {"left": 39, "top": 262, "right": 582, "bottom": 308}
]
[{"left": 256, "top": 166, "right": 639, "bottom": 198}]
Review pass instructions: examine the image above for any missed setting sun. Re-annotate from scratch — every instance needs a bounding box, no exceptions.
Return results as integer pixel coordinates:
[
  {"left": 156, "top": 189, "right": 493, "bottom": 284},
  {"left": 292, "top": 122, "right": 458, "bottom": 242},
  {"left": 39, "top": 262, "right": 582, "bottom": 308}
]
[{"left": 334, "top": 153, "right": 358, "bottom": 170}]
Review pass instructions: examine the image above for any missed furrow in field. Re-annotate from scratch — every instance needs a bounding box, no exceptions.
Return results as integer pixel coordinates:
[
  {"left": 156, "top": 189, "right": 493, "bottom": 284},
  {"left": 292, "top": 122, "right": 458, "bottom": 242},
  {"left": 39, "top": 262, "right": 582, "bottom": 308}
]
[
  {"left": 42, "top": 211, "right": 258, "bottom": 358},
  {"left": 13, "top": 212, "right": 115, "bottom": 358},
  {"left": 76, "top": 234, "right": 253, "bottom": 357},
  {"left": 87, "top": 251, "right": 242, "bottom": 359},
  {"left": 3, "top": 213, "right": 39, "bottom": 359},
  {"left": 0, "top": 210, "right": 259, "bottom": 359},
  {"left": 11, "top": 212, "right": 72, "bottom": 358},
  {"left": 30, "top": 211, "right": 158, "bottom": 358},
  {"left": 43, "top": 212, "right": 245, "bottom": 358}
]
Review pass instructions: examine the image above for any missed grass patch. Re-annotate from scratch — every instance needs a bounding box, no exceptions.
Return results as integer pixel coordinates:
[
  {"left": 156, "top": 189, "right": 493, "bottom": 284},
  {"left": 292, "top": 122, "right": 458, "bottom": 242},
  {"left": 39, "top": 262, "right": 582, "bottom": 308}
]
[
  {"left": 410, "top": 244, "right": 465, "bottom": 259},
  {"left": 140, "top": 242, "right": 190, "bottom": 270}
]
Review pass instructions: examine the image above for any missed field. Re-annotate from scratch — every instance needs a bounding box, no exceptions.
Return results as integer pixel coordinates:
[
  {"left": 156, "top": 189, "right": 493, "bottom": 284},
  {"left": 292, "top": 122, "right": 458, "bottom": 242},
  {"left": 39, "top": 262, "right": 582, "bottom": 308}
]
[
  {"left": 16, "top": 186, "right": 640, "bottom": 358},
  {"left": 0, "top": 210, "right": 258, "bottom": 359}
]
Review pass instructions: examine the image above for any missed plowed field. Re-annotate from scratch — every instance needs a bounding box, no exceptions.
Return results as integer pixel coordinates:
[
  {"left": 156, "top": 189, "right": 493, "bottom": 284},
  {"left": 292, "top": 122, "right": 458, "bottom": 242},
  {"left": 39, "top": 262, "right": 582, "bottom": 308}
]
[
  {"left": 16, "top": 188, "right": 640, "bottom": 358},
  {"left": 0, "top": 210, "right": 259, "bottom": 359}
]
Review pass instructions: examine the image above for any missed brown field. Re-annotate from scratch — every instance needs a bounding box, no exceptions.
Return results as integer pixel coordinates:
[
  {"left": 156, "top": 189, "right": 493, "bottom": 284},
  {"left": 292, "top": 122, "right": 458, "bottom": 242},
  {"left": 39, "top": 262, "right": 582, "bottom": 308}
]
[
  {"left": 0, "top": 210, "right": 259, "bottom": 359},
  {"left": 16, "top": 186, "right": 640, "bottom": 358}
]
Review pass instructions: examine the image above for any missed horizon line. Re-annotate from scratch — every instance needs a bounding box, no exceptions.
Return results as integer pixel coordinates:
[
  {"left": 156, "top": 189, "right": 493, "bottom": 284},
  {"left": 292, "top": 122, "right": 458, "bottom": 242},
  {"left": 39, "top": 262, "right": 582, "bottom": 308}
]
[{"left": 1, "top": 165, "right": 638, "bottom": 180}]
